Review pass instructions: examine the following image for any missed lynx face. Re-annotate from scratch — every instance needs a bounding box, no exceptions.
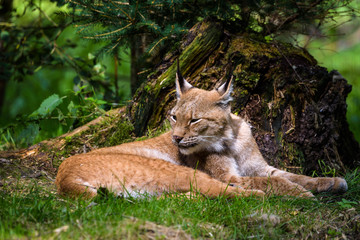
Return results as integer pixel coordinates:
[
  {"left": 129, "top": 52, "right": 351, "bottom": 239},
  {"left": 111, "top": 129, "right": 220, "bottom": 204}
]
[{"left": 169, "top": 65, "right": 234, "bottom": 155}]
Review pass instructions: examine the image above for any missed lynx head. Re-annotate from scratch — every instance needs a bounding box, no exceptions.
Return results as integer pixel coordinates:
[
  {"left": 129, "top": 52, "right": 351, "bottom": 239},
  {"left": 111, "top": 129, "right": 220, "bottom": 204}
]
[{"left": 169, "top": 62, "right": 234, "bottom": 155}]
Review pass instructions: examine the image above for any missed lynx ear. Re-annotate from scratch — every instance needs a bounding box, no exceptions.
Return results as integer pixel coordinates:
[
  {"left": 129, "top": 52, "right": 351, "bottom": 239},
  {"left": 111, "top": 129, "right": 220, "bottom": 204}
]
[
  {"left": 216, "top": 75, "right": 233, "bottom": 108},
  {"left": 175, "top": 59, "right": 193, "bottom": 99}
]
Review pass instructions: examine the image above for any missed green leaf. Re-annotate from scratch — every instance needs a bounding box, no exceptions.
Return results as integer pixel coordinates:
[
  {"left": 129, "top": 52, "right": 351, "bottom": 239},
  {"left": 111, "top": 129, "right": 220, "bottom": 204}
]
[
  {"left": 30, "top": 94, "right": 64, "bottom": 118},
  {"left": 16, "top": 123, "right": 40, "bottom": 147},
  {"left": 95, "top": 99, "right": 107, "bottom": 105},
  {"left": 56, "top": 109, "right": 65, "bottom": 122},
  {"left": 88, "top": 53, "right": 95, "bottom": 60},
  {"left": 84, "top": 97, "right": 107, "bottom": 105},
  {"left": 337, "top": 198, "right": 358, "bottom": 209},
  {"left": 67, "top": 101, "right": 77, "bottom": 116}
]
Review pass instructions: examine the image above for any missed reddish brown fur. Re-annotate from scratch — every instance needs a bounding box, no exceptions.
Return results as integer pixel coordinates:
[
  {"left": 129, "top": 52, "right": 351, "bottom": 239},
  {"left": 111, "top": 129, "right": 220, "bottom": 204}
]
[
  {"left": 56, "top": 69, "right": 347, "bottom": 199},
  {"left": 56, "top": 152, "right": 264, "bottom": 198}
]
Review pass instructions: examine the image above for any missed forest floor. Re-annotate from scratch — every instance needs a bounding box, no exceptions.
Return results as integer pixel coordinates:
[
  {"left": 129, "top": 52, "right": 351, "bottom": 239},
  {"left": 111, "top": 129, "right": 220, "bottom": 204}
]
[{"left": 0, "top": 151, "right": 360, "bottom": 239}]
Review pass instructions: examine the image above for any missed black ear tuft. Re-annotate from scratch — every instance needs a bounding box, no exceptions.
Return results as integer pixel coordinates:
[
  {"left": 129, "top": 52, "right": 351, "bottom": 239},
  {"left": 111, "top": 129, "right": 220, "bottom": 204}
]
[
  {"left": 216, "top": 74, "right": 233, "bottom": 108},
  {"left": 176, "top": 59, "right": 184, "bottom": 89},
  {"left": 175, "top": 59, "right": 193, "bottom": 99},
  {"left": 216, "top": 74, "right": 233, "bottom": 96}
]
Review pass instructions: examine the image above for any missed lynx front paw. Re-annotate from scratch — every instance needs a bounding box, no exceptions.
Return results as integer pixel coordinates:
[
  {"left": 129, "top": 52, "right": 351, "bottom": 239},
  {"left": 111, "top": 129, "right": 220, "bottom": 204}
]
[
  {"left": 237, "top": 189, "right": 265, "bottom": 198},
  {"left": 268, "top": 178, "right": 315, "bottom": 198},
  {"left": 314, "top": 177, "right": 348, "bottom": 193},
  {"left": 225, "top": 185, "right": 265, "bottom": 198}
]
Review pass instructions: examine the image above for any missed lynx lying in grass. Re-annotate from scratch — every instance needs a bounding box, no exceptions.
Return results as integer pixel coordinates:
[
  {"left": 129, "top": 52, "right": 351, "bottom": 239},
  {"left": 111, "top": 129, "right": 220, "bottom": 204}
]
[{"left": 56, "top": 62, "right": 347, "bottom": 199}]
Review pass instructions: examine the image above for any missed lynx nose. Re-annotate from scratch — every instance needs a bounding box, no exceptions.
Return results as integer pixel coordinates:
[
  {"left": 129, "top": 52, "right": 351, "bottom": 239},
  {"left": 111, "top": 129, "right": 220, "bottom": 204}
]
[{"left": 173, "top": 135, "right": 183, "bottom": 144}]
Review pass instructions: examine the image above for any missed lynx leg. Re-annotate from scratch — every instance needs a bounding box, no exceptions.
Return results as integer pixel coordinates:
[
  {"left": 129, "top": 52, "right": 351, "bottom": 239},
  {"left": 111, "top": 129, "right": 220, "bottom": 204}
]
[
  {"left": 173, "top": 171, "right": 265, "bottom": 198},
  {"left": 56, "top": 154, "right": 265, "bottom": 199},
  {"left": 226, "top": 175, "right": 314, "bottom": 198},
  {"left": 231, "top": 116, "right": 347, "bottom": 194},
  {"left": 56, "top": 174, "right": 98, "bottom": 198},
  {"left": 264, "top": 167, "right": 348, "bottom": 193},
  {"left": 201, "top": 155, "right": 312, "bottom": 198},
  {"left": 162, "top": 168, "right": 264, "bottom": 198}
]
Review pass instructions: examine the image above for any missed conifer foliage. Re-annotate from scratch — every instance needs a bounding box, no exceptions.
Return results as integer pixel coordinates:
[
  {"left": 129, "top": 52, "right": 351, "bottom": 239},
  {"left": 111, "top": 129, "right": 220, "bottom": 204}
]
[
  {"left": 64, "top": 0, "right": 357, "bottom": 94},
  {"left": 66, "top": 0, "right": 355, "bottom": 57}
]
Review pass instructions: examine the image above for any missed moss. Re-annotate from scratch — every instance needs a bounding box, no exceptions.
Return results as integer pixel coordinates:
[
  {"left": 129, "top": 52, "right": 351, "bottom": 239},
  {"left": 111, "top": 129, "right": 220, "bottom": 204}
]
[
  {"left": 64, "top": 136, "right": 73, "bottom": 143},
  {"left": 270, "top": 130, "right": 306, "bottom": 174},
  {"left": 106, "top": 119, "right": 135, "bottom": 146},
  {"left": 282, "top": 142, "right": 305, "bottom": 174},
  {"left": 49, "top": 115, "right": 135, "bottom": 161},
  {"left": 79, "top": 117, "right": 136, "bottom": 148},
  {"left": 229, "top": 37, "right": 317, "bottom": 66},
  {"left": 156, "top": 21, "right": 223, "bottom": 90},
  {"left": 226, "top": 37, "right": 278, "bottom": 61},
  {"left": 62, "top": 133, "right": 88, "bottom": 156},
  {"left": 235, "top": 71, "right": 260, "bottom": 89},
  {"left": 136, "top": 120, "right": 172, "bottom": 142},
  {"left": 147, "top": 90, "right": 175, "bottom": 129}
]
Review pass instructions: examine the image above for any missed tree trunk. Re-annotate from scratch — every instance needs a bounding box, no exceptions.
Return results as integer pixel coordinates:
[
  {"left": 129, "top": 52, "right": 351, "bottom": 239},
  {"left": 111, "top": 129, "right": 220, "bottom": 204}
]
[
  {"left": 1, "top": 19, "right": 359, "bottom": 180},
  {"left": 130, "top": 33, "right": 155, "bottom": 96},
  {"left": 130, "top": 35, "right": 143, "bottom": 96}
]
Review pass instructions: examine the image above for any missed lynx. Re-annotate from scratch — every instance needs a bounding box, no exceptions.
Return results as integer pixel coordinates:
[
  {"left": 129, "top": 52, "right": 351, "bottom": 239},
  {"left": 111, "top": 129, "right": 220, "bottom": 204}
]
[{"left": 56, "top": 62, "right": 348, "bottom": 199}]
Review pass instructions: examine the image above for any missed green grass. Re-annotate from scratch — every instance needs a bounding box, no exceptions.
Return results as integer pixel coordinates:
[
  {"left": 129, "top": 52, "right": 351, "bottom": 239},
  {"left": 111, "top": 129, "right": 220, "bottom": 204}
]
[{"left": 1, "top": 170, "right": 359, "bottom": 239}]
